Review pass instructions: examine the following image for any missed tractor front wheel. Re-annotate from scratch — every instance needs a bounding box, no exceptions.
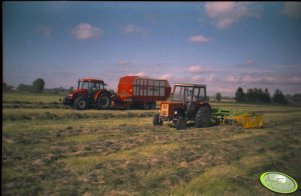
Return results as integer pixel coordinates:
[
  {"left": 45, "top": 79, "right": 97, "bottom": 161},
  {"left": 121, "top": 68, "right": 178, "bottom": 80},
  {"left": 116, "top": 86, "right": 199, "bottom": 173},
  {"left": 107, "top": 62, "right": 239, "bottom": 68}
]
[
  {"left": 176, "top": 117, "right": 187, "bottom": 130},
  {"left": 153, "top": 114, "right": 163, "bottom": 126},
  {"left": 195, "top": 105, "right": 211, "bottom": 128},
  {"left": 74, "top": 97, "right": 87, "bottom": 110},
  {"left": 97, "top": 94, "right": 111, "bottom": 110}
]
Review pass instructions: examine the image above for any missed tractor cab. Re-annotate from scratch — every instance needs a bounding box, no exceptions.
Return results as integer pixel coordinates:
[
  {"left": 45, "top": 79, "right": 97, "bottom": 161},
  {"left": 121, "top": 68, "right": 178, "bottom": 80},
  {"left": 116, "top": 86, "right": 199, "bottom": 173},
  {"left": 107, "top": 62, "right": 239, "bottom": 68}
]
[
  {"left": 172, "top": 83, "right": 207, "bottom": 110},
  {"left": 62, "top": 78, "right": 111, "bottom": 110},
  {"left": 153, "top": 83, "right": 211, "bottom": 130},
  {"left": 77, "top": 79, "right": 106, "bottom": 98}
]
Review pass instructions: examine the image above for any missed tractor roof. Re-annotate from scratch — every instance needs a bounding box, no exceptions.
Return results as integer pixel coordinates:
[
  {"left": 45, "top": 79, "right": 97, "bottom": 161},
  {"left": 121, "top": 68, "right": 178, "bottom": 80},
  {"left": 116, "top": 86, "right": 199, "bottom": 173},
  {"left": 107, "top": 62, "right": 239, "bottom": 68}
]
[
  {"left": 80, "top": 78, "right": 104, "bottom": 83},
  {"left": 174, "top": 83, "right": 206, "bottom": 88}
]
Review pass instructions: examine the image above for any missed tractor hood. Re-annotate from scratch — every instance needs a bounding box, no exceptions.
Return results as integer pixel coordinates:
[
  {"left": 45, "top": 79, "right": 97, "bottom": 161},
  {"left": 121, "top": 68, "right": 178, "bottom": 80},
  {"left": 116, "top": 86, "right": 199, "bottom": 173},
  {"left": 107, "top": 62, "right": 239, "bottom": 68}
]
[
  {"left": 68, "top": 89, "right": 88, "bottom": 97},
  {"left": 160, "top": 101, "right": 184, "bottom": 117}
]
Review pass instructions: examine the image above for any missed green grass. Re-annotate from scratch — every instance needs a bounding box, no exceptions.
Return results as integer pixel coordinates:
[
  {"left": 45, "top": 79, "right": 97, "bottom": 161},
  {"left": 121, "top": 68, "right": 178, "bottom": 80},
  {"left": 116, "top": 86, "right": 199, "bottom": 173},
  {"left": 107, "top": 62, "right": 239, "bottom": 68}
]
[
  {"left": 3, "top": 91, "right": 65, "bottom": 103},
  {"left": 2, "top": 92, "right": 301, "bottom": 195}
]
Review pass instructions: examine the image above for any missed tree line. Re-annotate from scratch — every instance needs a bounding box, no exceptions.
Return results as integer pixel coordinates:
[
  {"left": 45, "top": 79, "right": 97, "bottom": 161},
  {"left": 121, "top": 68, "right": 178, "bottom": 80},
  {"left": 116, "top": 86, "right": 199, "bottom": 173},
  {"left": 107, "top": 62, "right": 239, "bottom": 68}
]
[
  {"left": 3, "top": 78, "right": 45, "bottom": 93},
  {"left": 3, "top": 78, "right": 76, "bottom": 94},
  {"left": 235, "top": 87, "right": 289, "bottom": 104}
]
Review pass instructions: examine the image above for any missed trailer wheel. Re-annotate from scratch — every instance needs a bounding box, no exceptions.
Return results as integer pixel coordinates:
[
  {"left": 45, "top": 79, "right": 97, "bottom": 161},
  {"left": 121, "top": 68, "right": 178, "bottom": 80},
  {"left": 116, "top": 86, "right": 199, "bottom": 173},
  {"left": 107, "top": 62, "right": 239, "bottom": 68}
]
[
  {"left": 74, "top": 97, "right": 87, "bottom": 110},
  {"left": 195, "top": 105, "right": 211, "bottom": 128},
  {"left": 97, "top": 94, "right": 111, "bottom": 110},
  {"left": 176, "top": 117, "right": 187, "bottom": 130},
  {"left": 153, "top": 114, "right": 163, "bottom": 126}
]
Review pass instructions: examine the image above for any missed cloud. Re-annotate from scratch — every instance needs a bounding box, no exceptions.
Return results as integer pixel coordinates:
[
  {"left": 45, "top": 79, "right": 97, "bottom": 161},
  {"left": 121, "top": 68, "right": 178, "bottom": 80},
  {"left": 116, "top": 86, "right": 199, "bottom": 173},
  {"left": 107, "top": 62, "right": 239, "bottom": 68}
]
[
  {"left": 188, "top": 35, "right": 211, "bottom": 43},
  {"left": 245, "top": 59, "right": 256, "bottom": 65},
  {"left": 122, "top": 24, "right": 148, "bottom": 36},
  {"left": 204, "top": 2, "right": 260, "bottom": 29},
  {"left": 188, "top": 65, "right": 206, "bottom": 73},
  {"left": 71, "top": 23, "right": 104, "bottom": 40},
  {"left": 191, "top": 75, "right": 205, "bottom": 83},
  {"left": 130, "top": 72, "right": 147, "bottom": 77},
  {"left": 208, "top": 74, "right": 220, "bottom": 82},
  {"left": 116, "top": 60, "right": 129, "bottom": 65},
  {"left": 281, "top": 2, "right": 301, "bottom": 18},
  {"left": 226, "top": 76, "right": 240, "bottom": 83},
  {"left": 159, "top": 74, "right": 173, "bottom": 80},
  {"left": 36, "top": 25, "right": 52, "bottom": 37}
]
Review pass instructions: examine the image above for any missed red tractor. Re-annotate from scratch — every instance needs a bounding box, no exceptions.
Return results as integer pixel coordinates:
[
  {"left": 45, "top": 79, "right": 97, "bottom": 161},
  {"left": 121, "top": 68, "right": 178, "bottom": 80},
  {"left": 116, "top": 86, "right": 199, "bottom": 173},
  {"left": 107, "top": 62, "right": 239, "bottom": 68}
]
[{"left": 63, "top": 78, "right": 111, "bottom": 110}]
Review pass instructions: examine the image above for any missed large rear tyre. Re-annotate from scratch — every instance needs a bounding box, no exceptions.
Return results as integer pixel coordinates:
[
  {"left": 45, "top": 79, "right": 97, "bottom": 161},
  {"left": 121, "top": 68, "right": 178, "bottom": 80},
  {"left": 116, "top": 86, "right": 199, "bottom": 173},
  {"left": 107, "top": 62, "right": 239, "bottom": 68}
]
[
  {"left": 74, "top": 97, "right": 87, "bottom": 110},
  {"left": 153, "top": 114, "right": 163, "bottom": 126},
  {"left": 195, "top": 105, "right": 211, "bottom": 128},
  {"left": 176, "top": 117, "right": 187, "bottom": 130},
  {"left": 97, "top": 94, "right": 111, "bottom": 110}
]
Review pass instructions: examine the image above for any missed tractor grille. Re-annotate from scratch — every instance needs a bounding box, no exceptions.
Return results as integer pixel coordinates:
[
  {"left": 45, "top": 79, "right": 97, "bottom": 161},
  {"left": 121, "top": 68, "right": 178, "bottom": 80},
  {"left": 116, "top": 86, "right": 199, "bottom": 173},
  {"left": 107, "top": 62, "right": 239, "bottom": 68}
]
[
  {"left": 160, "top": 104, "right": 169, "bottom": 117},
  {"left": 162, "top": 104, "right": 168, "bottom": 109}
]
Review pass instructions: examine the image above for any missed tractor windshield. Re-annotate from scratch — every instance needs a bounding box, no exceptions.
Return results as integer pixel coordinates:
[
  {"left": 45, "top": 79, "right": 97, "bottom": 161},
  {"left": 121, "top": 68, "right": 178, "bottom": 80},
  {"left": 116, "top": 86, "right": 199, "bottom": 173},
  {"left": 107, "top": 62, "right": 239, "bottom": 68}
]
[
  {"left": 77, "top": 81, "right": 104, "bottom": 90},
  {"left": 172, "top": 86, "right": 184, "bottom": 101},
  {"left": 173, "top": 86, "right": 193, "bottom": 102},
  {"left": 172, "top": 85, "right": 206, "bottom": 102},
  {"left": 78, "top": 81, "right": 90, "bottom": 89}
]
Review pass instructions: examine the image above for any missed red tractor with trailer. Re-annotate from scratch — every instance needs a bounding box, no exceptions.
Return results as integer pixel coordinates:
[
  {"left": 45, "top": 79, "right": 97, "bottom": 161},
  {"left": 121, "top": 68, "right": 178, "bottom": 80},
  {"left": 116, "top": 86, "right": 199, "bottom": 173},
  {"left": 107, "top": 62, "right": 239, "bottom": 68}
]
[
  {"left": 62, "top": 78, "right": 112, "bottom": 110},
  {"left": 63, "top": 76, "right": 171, "bottom": 110}
]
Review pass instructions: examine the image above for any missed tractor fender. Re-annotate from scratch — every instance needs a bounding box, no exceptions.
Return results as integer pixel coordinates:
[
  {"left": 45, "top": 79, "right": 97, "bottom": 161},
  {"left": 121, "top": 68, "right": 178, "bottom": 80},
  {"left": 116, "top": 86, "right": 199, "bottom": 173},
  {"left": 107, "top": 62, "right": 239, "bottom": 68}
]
[
  {"left": 199, "top": 102, "right": 211, "bottom": 110},
  {"left": 94, "top": 90, "right": 112, "bottom": 102},
  {"left": 70, "top": 89, "right": 88, "bottom": 100}
]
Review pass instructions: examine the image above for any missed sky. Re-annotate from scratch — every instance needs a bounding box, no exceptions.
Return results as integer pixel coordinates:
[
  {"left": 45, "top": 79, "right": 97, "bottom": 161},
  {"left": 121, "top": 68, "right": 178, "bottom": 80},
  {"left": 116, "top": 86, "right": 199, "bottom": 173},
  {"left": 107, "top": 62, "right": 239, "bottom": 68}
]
[{"left": 3, "top": 1, "right": 301, "bottom": 96}]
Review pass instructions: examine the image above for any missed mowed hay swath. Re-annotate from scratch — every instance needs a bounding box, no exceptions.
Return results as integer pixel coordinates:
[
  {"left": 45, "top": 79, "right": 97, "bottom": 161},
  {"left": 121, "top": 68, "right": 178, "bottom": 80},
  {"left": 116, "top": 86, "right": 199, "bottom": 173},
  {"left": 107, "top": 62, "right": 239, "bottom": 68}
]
[{"left": 2, "top": 92, "right": 301, "bottom": 195}]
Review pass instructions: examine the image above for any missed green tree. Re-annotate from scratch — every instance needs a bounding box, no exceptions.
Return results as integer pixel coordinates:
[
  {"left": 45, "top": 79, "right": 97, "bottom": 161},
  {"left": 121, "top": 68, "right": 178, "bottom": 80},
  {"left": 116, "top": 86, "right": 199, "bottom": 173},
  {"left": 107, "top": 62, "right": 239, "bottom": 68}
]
[
  {"left": 215, "top": 92, "right": 222, "bottom": 101},
  {"left": 272, "top": 89, "right": 288, "bottom": 104},
  {"left": 263, "top": 88, "right": 271, "bottom": 103},
  {"left": 69, "top": 86, "right": 74, "bottom": 92},
  {"left": 246, "top": 88, "right": 256, "bottom": 103},
  {"left": 3, "top": 82, "right": 7, "bottom": 89},
  {"left": 17, "top": 84, "right": 32, "bottom": 91},
  {"left": 292, "top": 94, "right": 301, "bottom": 102},
  {"left": 235, "top": 87, "right": 245, "bottom": 102},
  {"left": 32, "top": 78, "right": 45, "bottom": 93},
  {"left": 3, "top": 82, "right": 14, "bottom": 92}
]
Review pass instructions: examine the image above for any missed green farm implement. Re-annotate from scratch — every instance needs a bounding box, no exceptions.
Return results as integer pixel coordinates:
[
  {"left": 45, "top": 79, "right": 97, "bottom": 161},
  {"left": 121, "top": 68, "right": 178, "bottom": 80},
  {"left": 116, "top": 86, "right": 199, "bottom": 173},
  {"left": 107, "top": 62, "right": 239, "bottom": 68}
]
[{"left": 211, "top": 107, "right": 263, "bottom": 129}]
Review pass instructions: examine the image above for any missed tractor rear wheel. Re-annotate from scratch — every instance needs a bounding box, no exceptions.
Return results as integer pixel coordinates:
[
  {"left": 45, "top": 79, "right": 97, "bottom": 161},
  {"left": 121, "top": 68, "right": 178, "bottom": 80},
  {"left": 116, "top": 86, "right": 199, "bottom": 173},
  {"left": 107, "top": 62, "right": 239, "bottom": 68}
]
[
  {"left": 195, "top": 105, "right": 211, "bottom": 128},
  {"left": 176, "top": 117, "right": 187, "bottom": 130},
  {"left": 153, "top": 114, "right": 163, "bottom": 126},
  {"left": 74, "top": 97, "right": 87, "bottom": 110},
  {"left": 97, "top": 94, "right": 111, "bottom": 110}
]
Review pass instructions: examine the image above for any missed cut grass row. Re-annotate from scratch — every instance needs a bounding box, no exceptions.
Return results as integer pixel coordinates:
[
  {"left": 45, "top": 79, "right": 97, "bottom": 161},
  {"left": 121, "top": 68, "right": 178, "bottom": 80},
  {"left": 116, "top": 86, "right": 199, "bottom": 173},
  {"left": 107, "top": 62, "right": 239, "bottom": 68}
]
[
  {"left": 2, "top": 92, "right": 301, "bottom": 195},
  {"left": 3, "top": 111, "right": 301, "bottom": 195}
]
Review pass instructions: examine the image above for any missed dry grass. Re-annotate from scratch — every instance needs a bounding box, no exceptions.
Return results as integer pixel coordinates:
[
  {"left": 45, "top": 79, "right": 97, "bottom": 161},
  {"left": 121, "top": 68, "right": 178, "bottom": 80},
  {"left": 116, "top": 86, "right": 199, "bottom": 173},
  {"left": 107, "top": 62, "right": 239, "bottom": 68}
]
[{"left": 2, "top": 92, "right": 301, "bottom": 195}]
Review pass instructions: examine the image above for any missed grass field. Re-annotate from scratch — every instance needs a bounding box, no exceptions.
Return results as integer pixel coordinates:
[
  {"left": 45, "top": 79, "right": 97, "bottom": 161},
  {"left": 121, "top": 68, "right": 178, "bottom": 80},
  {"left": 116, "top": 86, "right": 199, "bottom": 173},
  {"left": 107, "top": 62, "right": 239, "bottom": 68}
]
[{"left": 2, "top": 92, "right": 301, "bottom": 195}]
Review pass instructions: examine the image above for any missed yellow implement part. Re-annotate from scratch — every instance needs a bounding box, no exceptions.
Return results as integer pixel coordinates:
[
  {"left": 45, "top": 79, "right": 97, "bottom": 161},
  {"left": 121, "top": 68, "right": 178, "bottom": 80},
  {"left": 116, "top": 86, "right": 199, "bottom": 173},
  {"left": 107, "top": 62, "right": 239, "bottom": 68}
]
[
  {"left": 224, "top": 113, "right": 263, "bottom": 128},
  {"left": 242, "top": 114, "right": 263, "bottom": 129}
]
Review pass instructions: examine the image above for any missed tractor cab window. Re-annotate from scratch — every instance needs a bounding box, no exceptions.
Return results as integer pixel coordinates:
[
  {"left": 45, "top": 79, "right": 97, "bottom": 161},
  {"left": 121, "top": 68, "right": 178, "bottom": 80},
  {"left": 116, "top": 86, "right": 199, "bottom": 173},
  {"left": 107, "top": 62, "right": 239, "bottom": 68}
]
[
  {"left": 173, "top": 86, "right": 184, "bottom": 101},
  {"left": 198, "top": 88, "right": 206, "bottom": 101},
  {"left": 98, "top": 82, "right": 104, "bottom": 90},
  {"left": 184, "top": 87, "right": 194, "bottom": 102},
  {"left": 91, "top": 82, "right": 99, "bottom": 90},
  {"left": 78, "top": 81, "right": 89, "bottom": 89},
  {"left": 192, "top": 88, "right": 200, "bottom": 102}
]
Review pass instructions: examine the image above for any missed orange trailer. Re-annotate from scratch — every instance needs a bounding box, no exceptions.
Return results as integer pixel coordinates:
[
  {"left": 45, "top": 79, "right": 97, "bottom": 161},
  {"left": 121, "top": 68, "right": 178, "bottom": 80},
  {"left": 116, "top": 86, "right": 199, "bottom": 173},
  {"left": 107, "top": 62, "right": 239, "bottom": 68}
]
[{"left": 113, "top": 76, "right": 171, "bottom": 109}]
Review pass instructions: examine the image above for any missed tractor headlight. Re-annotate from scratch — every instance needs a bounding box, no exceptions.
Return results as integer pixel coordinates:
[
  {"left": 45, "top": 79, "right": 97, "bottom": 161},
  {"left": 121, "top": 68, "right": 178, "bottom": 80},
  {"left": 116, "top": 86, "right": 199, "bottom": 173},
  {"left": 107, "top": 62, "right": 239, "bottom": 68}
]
[{"left": 68, "top": 93, "right": 73, "bottom": 97}]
